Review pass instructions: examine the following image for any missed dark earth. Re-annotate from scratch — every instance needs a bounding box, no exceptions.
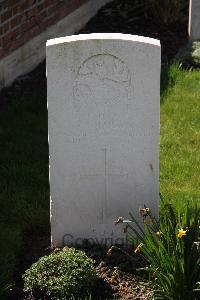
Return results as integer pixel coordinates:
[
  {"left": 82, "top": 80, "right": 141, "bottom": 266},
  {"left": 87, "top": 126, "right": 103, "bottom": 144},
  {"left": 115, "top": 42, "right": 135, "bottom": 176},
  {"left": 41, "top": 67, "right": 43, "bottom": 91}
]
[{"left": 0, "top": 0, "right": 189, "bottom": 299}]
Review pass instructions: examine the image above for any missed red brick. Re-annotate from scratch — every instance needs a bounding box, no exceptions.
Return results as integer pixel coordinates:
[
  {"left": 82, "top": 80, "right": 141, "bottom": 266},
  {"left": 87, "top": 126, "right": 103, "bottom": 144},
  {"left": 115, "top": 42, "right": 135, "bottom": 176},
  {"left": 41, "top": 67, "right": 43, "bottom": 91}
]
[
  {"left": 12, "top": 5, "right": 19, "bottom": 15},
  {"left": 0, "top": 0, "right": 88, "bottom": 58},
  {"left": 20, "top": 0, "right": 31, "bottom": 12},
  {"left": 3, "top": 22, "right": 10, "bottom": 34},
  {"left": 44, "top": 12, "right": 61, "bottom": 28},
  {"left": 47, "top": 2, "right": 63, "bottom": 16},
  {"left": 21, "top": 18, "right": 37, "bottom": 32},
  {"left": 37, "top": 1, "right": 47, "bottom": 11},
  {"left": 2, "top": 28, "right": 21, "bottom": 47},
  {"left": 2, "top": 35, "right": 12, "bottom": 47},
  {"left": 32, "top": 25, "right": 41, "bottom": 34},
  {"left": 23, "top": 25, "right": 40, "bottom": 42},
  {"left": 32, "top": 0, "right": 45, "bottom": 6},
  {"left": 9, "top": 37, "right": 25, "bottom": 51},
  {"left": 34, "top": 11, "right": 47, "bottom": 23},
  {"left": 1, "top": 10, "right": 12, "bottom": 22},
  {"left": 13, "top": 27, "right": 21, "bottom": 37},
  {"left": 6, "top": 0, "right": 23, "bottom": 10},
  {"left": 58, "top": 0, "right": 86, "bottom": 19},
  {"left": 7, "top": 0, "right": 19, "bottom": 7},
  {"left": 44, "top": 0, "right": 57, "bottom": 6},
  {"left": 26, "top": 7, "right": 38, "bottom": 18},
  {"left": 0, "top": 2, "right": 9, "bottom": 11},
  {"left": 39, "top": 10, "right": 47, "bottom": 22},
  {"left": 11, "top": 15, "right": 21, "bottom": 28}
]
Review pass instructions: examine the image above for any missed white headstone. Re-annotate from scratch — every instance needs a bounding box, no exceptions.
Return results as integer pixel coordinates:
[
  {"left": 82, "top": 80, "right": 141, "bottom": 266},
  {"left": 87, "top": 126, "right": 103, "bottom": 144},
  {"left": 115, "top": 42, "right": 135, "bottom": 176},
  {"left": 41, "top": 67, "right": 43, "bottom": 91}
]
[
  {"left": 47, "top": 33, "right": 161, "bottom": 247},
  {"left": 189, "top": 0, "right": 200, "bottom": 41}
]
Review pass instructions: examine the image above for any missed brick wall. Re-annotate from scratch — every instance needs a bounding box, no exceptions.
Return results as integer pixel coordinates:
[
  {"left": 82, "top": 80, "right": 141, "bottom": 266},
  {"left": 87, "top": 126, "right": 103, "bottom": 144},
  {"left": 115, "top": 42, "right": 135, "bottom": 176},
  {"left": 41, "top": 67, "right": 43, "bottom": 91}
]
[
  {"left": 0, "top": 0, "right": 111, "bottom": 89},
  {"left": 0, "top": 0, "right": 87, "bottom": 60}
]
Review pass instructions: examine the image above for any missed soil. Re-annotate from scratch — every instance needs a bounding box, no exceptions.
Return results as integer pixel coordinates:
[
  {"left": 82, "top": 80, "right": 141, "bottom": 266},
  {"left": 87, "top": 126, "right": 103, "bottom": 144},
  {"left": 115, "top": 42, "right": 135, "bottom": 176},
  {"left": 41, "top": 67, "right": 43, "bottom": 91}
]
[
  {"left": 18, "top": 235, "right": 152, "bottom": 300},
  {"left": 1, "top": 1, "right": 189, "bottom": 299}
]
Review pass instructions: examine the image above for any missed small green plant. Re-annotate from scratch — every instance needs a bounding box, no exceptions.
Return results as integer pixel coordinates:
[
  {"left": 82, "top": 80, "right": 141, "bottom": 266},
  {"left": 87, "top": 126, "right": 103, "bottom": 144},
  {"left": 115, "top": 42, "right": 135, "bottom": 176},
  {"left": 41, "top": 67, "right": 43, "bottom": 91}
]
[
  {"left": 23, "top": 247, "right": 95, "bottom": 300},
  {"left": 117, "top": 202, "right": 200, "bottom": 300}
]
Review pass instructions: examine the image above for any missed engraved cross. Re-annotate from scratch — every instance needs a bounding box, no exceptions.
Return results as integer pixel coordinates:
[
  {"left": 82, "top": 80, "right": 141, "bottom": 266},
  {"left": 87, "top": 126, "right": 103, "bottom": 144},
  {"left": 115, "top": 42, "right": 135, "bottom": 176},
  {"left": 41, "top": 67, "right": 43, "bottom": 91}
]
[{"left": 80, "top": 148, "right": 128, "bottom": 222}]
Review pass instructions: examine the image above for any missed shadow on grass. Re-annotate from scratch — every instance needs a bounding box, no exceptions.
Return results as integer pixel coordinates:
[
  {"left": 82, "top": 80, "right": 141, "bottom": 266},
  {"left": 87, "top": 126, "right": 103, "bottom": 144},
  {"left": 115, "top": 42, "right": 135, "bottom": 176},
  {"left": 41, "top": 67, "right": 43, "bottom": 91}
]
[
  {"left": 160, "top": 62, "right": 182, "bottom": 102},
  {"left": 0, "top": 61, "right": 50, "bottom": 299}
]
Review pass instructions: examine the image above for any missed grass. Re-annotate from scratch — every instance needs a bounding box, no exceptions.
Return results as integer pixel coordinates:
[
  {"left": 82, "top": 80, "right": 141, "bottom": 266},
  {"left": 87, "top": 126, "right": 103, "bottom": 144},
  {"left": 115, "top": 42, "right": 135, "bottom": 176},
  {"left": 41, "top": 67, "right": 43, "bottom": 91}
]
[
  {"left": 160, "top": 64, "right": 200, "bottom": 208},
  {"left": 0, "top": 63, "right": 199, "bottom": 297}
]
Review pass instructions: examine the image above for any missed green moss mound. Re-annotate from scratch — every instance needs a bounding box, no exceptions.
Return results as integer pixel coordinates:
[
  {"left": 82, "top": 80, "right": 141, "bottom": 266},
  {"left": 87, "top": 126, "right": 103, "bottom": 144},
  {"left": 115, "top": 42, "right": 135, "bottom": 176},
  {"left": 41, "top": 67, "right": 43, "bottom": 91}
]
[{"left": 23, "top": 247, "right": 95, "bottom": 300}]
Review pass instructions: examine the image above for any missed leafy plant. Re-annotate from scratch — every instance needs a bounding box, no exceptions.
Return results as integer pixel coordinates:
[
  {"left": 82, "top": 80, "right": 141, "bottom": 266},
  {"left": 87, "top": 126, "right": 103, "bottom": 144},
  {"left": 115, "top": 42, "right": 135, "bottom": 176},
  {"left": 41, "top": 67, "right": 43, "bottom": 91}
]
[
  {"left": 118, "top": 202, "right": 200, "bottom": 300},
  {"left": 23, "top": 247, "right": 95, "bottom": 300}
]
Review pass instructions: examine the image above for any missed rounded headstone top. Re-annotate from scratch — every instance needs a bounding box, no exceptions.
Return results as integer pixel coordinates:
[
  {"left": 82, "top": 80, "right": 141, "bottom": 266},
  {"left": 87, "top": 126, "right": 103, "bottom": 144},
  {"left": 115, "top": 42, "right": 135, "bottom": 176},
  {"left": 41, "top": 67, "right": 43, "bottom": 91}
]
[{"left": 46, "top": 33, "right": 160, "bottom": 47}]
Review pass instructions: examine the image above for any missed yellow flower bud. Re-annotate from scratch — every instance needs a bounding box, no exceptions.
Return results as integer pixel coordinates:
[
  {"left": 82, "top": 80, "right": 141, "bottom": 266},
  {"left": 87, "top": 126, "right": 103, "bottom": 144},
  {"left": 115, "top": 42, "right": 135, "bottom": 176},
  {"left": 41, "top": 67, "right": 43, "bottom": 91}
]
[
  {"left": 177, "top": 228, "right": 187, "bottom": 238},
  {"left": 156, "top": 231, "right": 163, "bottom": 237}
]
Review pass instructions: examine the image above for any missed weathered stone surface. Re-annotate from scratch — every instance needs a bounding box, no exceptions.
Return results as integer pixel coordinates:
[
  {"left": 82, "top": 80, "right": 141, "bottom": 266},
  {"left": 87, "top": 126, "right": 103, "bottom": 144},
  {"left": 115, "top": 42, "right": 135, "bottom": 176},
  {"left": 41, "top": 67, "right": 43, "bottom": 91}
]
[
  {"left": 46, "top": 33, "right": 161, "bottom": 246},
  {"left": 189, "top": 0, "right": 200, "bottom": 41}
]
